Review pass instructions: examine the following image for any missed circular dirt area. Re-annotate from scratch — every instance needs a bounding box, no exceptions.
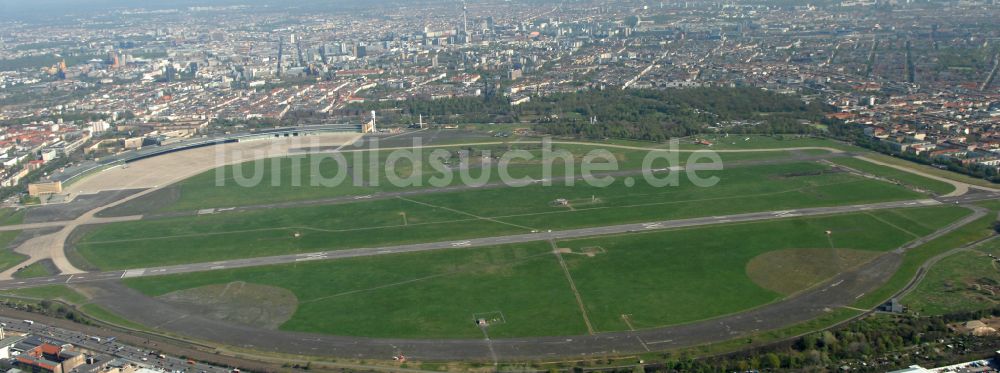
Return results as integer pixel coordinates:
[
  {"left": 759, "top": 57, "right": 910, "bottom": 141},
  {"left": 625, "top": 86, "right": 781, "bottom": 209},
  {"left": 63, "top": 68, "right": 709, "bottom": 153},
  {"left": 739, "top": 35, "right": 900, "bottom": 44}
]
[
  {"left": 157, "top": 281, "right": 298, "bottom": 329},
  {"left": 746, "top": 248, "right": 881, "bottom": 296}
]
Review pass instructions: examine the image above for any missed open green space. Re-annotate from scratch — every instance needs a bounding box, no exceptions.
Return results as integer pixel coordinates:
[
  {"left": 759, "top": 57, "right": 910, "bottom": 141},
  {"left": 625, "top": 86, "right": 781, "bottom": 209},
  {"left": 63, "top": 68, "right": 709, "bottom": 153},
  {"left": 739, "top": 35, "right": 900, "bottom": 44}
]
[
  {"left": 828, "top": 157, "right": 956, "bottom": 195},
  {"left": 122, "top": 206, "right": 968, "bottom": 339},
  {"left": 674, "top": 135, "right": 850, "bottom": 151},
  {"left": 862, "top": 152, "right": 1000, "bottom": 190},
  {"left": 555, "top": 206, "right": 966, "bottom": 332},
  {"left": 746, "top": 248, "right": 882, "bottom": 295},
  {"left": 12, "top": 261, "right": 57, "bottom": 278},
  {"left": 0, "top": 285, "right": 88, "bottom": 304},
  {"left": 77, "top": 161, "right": 928, "bottom": 270},
  {"left": 108, "top": 141, "right": 835, "bottom": 214},
  {"left": 0, "top": 208, "right": 25, "bottom": 226},
  {"left": 853, "top": 201, "right": 1000, "bottom": 310},
  {"left": 902, "top": 246, "right": 1000, "bottom": 315},
  {"left": 127, "top": 242, "right": 587, "bottom": 339},
  {"left": 0, "top": 230, "right": 27, "bottom": 273},
  {"left": 78, "top": 304, "right": 153, "bottom": 332}
]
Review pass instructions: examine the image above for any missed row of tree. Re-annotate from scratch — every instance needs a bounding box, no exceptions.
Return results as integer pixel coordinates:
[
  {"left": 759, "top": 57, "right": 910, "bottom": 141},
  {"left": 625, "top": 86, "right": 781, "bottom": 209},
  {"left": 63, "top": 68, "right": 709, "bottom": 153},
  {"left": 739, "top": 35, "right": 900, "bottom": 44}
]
[
  {"left": 829, "top": 122, "right": 1000, "bottom": 183},
  {"left": 347, "top": 87, "right": 833, "bottom": 142},
  {"left": 633, "top": 307, "right": 1000, "bottom": 372}
]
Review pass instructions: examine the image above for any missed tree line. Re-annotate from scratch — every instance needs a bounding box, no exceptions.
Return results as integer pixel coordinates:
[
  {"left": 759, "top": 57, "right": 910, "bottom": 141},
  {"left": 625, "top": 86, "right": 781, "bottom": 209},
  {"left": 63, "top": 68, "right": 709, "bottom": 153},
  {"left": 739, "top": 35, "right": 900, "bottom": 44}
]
[
  {"left": 592, "top": 307, "right": 1000, "bottom": 372},
  {"left": 346, "top": 87, "right": 834, "bottom": 142}
]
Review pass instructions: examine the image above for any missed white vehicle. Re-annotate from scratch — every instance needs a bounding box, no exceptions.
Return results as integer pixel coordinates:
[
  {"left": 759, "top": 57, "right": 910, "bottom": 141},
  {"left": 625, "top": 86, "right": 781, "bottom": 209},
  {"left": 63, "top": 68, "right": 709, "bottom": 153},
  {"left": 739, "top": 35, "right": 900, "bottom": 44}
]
[
  {"left": 23, "top": 320, "right": 34, "bottom": 325},
  {"left": 89, "top": 336, "right": 102, "bottom": 343}
]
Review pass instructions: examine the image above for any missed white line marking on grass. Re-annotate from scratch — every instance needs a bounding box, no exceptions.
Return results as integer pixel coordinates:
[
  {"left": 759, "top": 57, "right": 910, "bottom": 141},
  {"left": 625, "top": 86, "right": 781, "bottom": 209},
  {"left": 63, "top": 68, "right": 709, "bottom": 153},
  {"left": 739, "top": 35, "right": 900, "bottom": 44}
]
[
  {"left": 397, "top": 196, "right": 537, "bottom": 230},
  {"left": 550, "top": 240, "right": 596, "bottom": 335}
]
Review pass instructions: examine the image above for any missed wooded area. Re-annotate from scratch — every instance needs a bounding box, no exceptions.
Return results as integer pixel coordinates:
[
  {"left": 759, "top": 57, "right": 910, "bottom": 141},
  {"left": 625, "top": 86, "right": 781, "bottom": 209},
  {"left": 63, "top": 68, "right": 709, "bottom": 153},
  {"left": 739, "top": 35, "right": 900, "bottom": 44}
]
[{"left": 349, "top": 87, "right": 834, "bottom": 141}]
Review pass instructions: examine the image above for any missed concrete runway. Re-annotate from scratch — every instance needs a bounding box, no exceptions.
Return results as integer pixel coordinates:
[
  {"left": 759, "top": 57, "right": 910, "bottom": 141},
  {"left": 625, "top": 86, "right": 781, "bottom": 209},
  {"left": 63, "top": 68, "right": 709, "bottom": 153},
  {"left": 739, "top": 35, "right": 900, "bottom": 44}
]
[
  {"left": 0, "top": 134, "right": 996, "bottom": 361},
  {"left": 0, "top": 197, "right": 948, "bottom": 291},
  {"left": 59, "top": 205, "right": 989, "bottom": 361}
]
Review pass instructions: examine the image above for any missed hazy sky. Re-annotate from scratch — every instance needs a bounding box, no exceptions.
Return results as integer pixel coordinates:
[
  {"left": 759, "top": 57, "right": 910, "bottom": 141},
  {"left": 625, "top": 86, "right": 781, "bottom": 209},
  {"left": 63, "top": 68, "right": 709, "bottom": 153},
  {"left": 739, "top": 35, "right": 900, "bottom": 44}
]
[{"left": 0, "top": 0, "right": 379, "bottom": 21}]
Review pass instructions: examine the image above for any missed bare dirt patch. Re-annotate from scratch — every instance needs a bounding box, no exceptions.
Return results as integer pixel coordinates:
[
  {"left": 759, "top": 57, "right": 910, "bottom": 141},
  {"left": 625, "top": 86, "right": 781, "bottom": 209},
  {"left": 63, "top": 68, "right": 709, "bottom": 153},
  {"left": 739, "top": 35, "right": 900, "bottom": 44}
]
[
  {"left": 746, "top": 248, "right": 881, "bottom": 296},
  {"left": 157, "top": 281, "right": 298, "bottom": 329}
]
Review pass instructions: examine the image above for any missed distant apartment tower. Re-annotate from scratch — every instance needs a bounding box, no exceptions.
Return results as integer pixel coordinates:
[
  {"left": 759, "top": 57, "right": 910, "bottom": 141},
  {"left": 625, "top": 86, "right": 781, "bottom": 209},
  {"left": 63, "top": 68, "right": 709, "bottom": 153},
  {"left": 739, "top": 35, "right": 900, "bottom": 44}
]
[{"left": 276, "top": 38, "right": 284, "bottom": 77}]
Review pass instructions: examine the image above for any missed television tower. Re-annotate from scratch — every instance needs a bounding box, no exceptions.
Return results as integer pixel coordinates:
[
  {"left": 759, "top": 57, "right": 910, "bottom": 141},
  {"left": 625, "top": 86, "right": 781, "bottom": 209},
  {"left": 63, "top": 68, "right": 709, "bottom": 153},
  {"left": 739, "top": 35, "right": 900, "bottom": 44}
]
[{"left": 461, "top": 0, "right": 469, "bottom": 43}]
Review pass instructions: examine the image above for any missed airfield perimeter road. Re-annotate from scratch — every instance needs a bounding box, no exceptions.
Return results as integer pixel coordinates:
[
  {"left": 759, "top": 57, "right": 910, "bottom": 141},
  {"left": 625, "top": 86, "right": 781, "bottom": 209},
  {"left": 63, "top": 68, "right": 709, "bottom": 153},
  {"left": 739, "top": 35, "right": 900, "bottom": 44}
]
[
  {"left": 1, "top": 134, "right": 998, "bottom": 361},
  {"left": 46, "top": 204, "right": 992, "bottom": 361},
  {"left": 0, "top": 196, "right": 991, "bottom": 361}
]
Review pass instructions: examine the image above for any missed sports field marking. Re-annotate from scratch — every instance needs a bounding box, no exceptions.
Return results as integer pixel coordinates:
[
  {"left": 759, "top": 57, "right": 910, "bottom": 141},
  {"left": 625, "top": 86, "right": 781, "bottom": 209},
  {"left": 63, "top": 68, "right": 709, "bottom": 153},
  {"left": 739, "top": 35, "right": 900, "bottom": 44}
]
[{"left": 549, "top": 240, "right": 595, "bottom": 335}]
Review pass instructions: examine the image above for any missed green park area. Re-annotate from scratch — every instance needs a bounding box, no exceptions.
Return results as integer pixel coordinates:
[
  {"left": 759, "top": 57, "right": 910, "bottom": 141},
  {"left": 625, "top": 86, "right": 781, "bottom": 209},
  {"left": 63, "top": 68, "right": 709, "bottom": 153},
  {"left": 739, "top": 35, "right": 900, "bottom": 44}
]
[
  {"left": 121, "top": 205, "right": 971, "bottom": 339},
  {"left": 902, "top": 224, "right": 1000, "bottom": 315},
  {"left": 75, "top": 161, "right": 929, "bottom": 270},
  {"left": 827, "top": 156, "right": 956, "bottom": 195},
  {"left": 104, "top": 141, "right": 832, "bottom": 214}
]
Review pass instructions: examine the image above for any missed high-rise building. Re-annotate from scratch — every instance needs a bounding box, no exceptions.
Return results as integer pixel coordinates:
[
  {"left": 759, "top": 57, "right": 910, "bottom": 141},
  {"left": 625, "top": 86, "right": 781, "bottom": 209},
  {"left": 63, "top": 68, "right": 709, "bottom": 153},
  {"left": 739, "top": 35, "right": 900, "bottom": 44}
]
[
  {"left": 460, "top": 1, "right": 470, "bottom": 44},
  {"left": 108, "top": 51, "right": 121, "bottom": 69},
  {"left": 276, "top": 38, "right": 284, "bottom": 77}
]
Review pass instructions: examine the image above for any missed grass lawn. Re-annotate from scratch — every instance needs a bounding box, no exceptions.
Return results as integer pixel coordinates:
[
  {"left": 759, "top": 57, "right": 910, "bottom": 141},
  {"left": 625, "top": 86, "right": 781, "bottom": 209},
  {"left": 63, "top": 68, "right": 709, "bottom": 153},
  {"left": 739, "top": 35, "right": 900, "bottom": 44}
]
[
  {"left": 0, "top": 231, "right": 27, "bottom": 273},
  {"left": 0, "top": 208, "right": 25, "bottom": 226},
  {"left": 12, "top": 261, "right": 56, "bottom": 278},
  {"left": 127, "top": 242, "right": 587, "bottom": 339},
  {"left": 122, "top": 206, "right": 967, "bottom": 339},
  {"left": 902, "top": 248, "right": 1000, "bottom": 315},
  {"left": 77, "top": 162, "right": 928, "bottom": 270},
  {"left": 828, "top": 157, "right": 956, "bottom": 195},
  {"left": 555, "top": 207, "right": 960, "bottom": 332},
  {"left": 853, "top": 202, "right": 999, "bottom": 310},
  {"left": 861, "top": 152, "right": 1000, "bottom": 189},
  {"left": 0, "top": 285, "right": 150, "bottom": 332},
  {"left": 0, "top": 285, "right": 88, "bottom": 304},
  {"left": 134, "top": 142, "right": 812, "bottom": 212},
  {"left": 666, "top": 135, "right": 851, "bottom": 151},
  {"left": 78, "top": 304, "right": 154, "bottom": 332}
]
